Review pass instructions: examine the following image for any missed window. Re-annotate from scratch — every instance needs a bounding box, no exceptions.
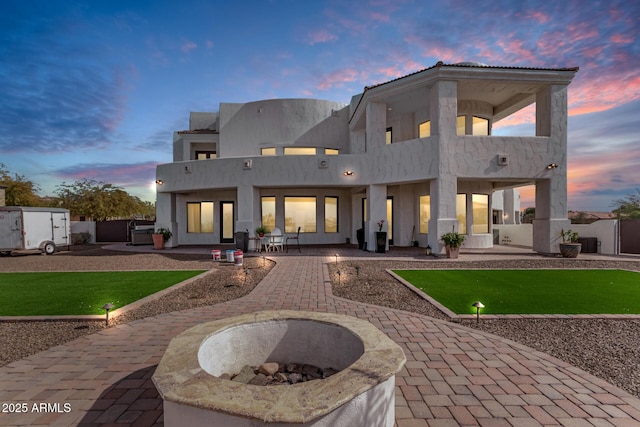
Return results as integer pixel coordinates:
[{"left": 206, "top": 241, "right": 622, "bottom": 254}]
[
  {"left": 419, "top": 121, "right": 431, "bottom": 138},
  {"left": 187, "top": 202, "right": 214, "bottom": 233},
  {"left": 325, "top": 197, "right": 338, "bottom": 233},
  {"left": 284, "top": 196, "right": 316, "bottom": 233},
  {"left": 196, "top": 151, "right": 216, "bottom": 159},
  {"left": 456, "top": 194, "right": 467, "bottom": 234},
  {"left": 385, "top": 127, "right": 392, "bottom": 144},
  {"left": 325, "top": 148, "right": 339, "bottom": 155},
  {"left": 284, "top": 147, "right": 316, "bottom": 155},
  {"left": 456, "top": 116, "right": 490, "bottom": 136},
  {"left": 261, "top": 196, "right": 276, "bottom": 232},
  {"left": 472, "top": 194, "right": 489, "bottom": 233},
  {"left": 261, "top": 147, "right": 276, "bottom": 156},
  {"left": 456, "top": 116, "right": 466, "bottom": 135},
  {"left": 419, "top": 195, "right": 430, "bottom": 233},
  {"left": 472, "top": 116, "right": 489, "bottom": 135}
]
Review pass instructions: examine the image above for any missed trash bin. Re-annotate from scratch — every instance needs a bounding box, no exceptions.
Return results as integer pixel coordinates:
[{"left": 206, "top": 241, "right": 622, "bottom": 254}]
[{"left": 235, "top": 231, "right": 249, "bottom": 252}]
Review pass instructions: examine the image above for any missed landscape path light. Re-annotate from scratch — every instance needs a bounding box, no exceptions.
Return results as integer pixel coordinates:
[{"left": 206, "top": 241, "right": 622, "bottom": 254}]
[
  {"left": 101, "top": 303, "right": 115, "bottom": 326},
  {"left": 426, "top": 245, "right": 432, "bottom": 256},
  {"left": 472, "top": 301, "right": 484, "bottom": 324}
]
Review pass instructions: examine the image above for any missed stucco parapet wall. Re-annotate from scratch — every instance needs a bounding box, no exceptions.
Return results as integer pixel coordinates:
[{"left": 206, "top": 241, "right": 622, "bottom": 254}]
[
  {"left": 156, "top": 134, "right": 561, "bottom": 192},
  {"left": 152, "top": 310, "right": 406, "bottom": 424}
]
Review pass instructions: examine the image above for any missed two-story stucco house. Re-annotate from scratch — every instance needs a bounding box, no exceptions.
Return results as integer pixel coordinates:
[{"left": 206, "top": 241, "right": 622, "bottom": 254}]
[{"left": 155, "top": 61, "right": 578, "bottom": 254}]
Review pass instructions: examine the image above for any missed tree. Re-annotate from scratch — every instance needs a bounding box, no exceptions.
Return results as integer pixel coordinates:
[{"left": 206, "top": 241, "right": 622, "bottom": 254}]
[
  {"left": 0, "top": 163, "right": 43, "bottom": 206},
  {"left": 521, "top": 207, "right": 535, "bottom": 224},
  {"left": 611, "top": 190, "right": 640, "bottom": 219},
  {"left": 55, "top": 179, "right": 154, "bottom": 221}
]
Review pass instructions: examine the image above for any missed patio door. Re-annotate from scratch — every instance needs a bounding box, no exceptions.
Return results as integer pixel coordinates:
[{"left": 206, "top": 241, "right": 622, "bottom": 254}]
[{"left": 220, "top": 201, "right": 234, "bottom": 243}]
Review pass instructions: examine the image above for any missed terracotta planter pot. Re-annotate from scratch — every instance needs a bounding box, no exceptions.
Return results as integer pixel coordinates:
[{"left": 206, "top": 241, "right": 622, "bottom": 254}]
[
  {"left": 445, "top": 246, "right": 460, "bottom": 259},
  {"left": 152, "top": 234, "right": 165, "bottom": 250},
  {"left": 559, "top": 243, "right": 581, "bottom": 258}
]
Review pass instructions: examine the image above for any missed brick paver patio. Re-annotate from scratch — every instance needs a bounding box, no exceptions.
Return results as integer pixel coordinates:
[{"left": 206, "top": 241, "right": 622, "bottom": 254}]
[{"left": 1, "top": 249, "right": 640, "bottom": 426}]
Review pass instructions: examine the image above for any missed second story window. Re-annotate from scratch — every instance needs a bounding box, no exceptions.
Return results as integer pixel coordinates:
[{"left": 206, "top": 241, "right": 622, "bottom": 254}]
[
  {"left": 284, "top": 147, "right": 316, "bottom": 155},
  {"left": 196, "top": 151, "right": 216, "bottom": 159},
  {"left": 419, "top": 121, "right": 431, "bottom": 138},
  {"left": 385, "top": 127, "right": 392, "bottom": 144}
]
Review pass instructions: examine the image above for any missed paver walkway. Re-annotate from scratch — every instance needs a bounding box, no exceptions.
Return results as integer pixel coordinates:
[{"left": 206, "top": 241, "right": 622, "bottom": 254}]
[{"left": 1, "top": 252, "right": 640, "bottom": 426}]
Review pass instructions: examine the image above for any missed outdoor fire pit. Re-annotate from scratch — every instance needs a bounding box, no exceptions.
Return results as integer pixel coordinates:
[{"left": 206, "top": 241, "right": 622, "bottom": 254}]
[{"left": 152, "top": 310, "right": 406, "bottom": 426}]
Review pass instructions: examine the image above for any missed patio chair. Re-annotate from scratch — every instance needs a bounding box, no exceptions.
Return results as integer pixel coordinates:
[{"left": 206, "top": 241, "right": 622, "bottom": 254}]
[
  {"left": 286, "top": 226, "right": 301, "bottom": 253},
  {"left": 266, "top": 227, "right": 284, "bottom": 252}
]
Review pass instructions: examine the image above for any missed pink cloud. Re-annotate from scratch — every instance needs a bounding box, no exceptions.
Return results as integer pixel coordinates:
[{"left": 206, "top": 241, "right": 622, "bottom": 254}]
[
  {"left": 369, "top": 12, "right": 389, "bottom": 22},
  {"left": 181, "top": 40, "right": 197, "bottom": 53},
  {"left": 316, "top": 68, "right": 361, "bottom": 90},
  {"left": 526, "top": 11, "right": 551, "bottom": 24},
  {"left": 307, "top": 29, "right": 338, "bottom": 45},
  {"left": 610, "top": 33, "right": 633, "bottom": 44}
]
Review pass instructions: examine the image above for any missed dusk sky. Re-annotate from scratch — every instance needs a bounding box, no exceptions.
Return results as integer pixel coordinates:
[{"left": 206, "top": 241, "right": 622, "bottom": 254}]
[{"left": 1, "top": 0, "right": 638, "bottom": 212}]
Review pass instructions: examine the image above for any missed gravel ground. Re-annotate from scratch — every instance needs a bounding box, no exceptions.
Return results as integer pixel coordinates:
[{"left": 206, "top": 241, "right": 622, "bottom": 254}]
[
  {"left": 329, "top": 258, "right": 640, "bottom": 399},
  {"left": 0, "top": 246, "right": 273, "bottom": 366},
  {"left": 2, "top": 247, "right": 640, "bottom": 400}
]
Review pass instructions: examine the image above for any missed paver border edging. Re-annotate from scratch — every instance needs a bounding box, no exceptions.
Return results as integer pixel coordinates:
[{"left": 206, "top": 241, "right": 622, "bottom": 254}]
[
  {"left": 385, "top": 268, "right": 640, "bottom": 320},
  {"left": 0, "top": 270, "right": 213, "bottom": 322}
]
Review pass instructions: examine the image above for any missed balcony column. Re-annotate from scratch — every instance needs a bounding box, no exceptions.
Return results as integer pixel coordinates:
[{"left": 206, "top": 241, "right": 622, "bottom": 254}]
[{"left": 533, "top": 84, "right": 570, "bottom": 254}]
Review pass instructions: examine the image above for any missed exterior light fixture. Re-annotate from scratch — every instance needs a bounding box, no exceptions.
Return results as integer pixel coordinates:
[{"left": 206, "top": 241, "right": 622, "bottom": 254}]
[
  {"left": 472, "top": 301, "right": 484, "bottom": 324},
  {"left": 335, "top": 253, "right": 339, "bottom": 265},
  {"left": 155, "top": 179, "right": 164, "bottom": 185},
  {"left": 262, "top": 255, "right": 266, "bottom": 266},
  {"left": 545, "top": 163, "right": 558, "bottom": 170},
  {"left": 101, "top": 303, "right": 115, "bottom": 326},
  {"left": 343, "top": 170, "right": 354, "bottom": 176},
  {"left": 425, "top": 245, "right": 432, "bottom": 256},
  {"left": 355, "top": 265, "right": 360, "bottom": 276},
  {"left": 243, "top": 268, "right": 250, "bottom": 285}
]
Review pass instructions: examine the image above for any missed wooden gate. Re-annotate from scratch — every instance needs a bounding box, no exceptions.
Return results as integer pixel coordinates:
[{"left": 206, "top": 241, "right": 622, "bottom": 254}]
[{"left": 620, "top": 219, "right": 640, "bottom": 254}]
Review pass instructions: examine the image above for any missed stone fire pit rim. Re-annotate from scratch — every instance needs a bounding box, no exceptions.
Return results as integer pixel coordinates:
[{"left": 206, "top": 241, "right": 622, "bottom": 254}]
[{"left": 152, "top": 310, "right": 406, "bottom": 424}]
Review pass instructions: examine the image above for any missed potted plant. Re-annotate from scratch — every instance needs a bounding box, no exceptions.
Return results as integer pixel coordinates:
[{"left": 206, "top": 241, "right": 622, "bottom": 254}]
[
  {"left": 559, "top": 228, "right": 581, "bottom": 258},
  {"left": 153, "top": 227, "right": 172, "bottom": 250},
  {"left": 255, "top": 225, "right": 267, "bottom": 237},
  {"left": 375, "top": 219, "right": 386, "bottom": 253},
  {"left": 440, "top": 228, "right": 465, "bottom": 259}
]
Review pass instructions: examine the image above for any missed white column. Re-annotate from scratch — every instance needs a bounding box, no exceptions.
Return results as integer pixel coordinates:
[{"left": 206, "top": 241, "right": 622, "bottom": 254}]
[
  {"left": 533, "top": 85, "right": 570, "bottom": 254},
  {"left": 427, "top": 80, "right": 459, "bottom": 254},
  {"left": 155, "top": 192, "right": 177, "bottom": 247},
  {"left": 365, "top": 102, "right": 387, "bottom": 150},
  {"left": 366, "top": 184, "right": 388, "bottom": 251},
  {"left": 236, "top": 185, "right": 259, "bottom": 235}
]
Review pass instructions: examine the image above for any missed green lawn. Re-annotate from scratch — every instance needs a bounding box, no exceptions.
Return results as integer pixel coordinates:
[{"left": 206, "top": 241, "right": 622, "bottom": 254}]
[
  {"left": 0, "top": 270, "right": 205, "bottom": 316},
  {"left": 393, "top": 269, "right": 640, "bottom": 315}
]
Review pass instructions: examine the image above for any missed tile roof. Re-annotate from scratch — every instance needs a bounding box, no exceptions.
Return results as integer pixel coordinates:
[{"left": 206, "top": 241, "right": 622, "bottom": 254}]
[
  {"left": 176, "top": 129, "right": 218, "bottom": 134},
  {"left": 363, "top": 61, "right": 580, "bottom": 91}
]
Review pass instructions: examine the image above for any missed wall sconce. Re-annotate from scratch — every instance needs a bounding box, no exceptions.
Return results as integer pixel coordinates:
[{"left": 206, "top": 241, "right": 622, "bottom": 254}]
[
  {"left": 101, "top": 303, "right": 115, "bottom": 326},
  {"left": 343, "top": 170, "right": 354, "bottom": 176},
  {"left": 155, "top": 179, "right": 164, "bottom": 185},
  {"left": 472, "top": 301, "right": 484, "bottom": 323},
  {"left": 545, "top": 163, "right": 558, "bottom": 170}
]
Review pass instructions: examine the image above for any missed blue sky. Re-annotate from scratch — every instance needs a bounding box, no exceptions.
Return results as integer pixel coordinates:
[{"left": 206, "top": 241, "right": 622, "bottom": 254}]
[{"left": 1, "top": 0, "right": 638, "bottom": 211}]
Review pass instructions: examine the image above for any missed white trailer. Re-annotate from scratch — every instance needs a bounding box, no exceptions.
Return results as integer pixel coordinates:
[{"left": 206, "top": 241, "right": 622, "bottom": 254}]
[{"left": 0, "top": 207, "right": 71, "bottom": 255}]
